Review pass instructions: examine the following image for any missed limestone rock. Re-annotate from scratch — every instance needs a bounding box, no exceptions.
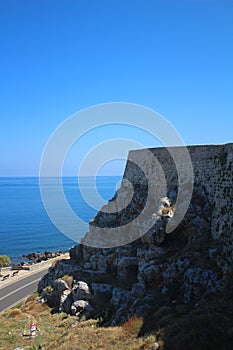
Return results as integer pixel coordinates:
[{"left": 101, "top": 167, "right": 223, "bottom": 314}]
[
  {"left": 91, "top": 283, "right": 113, "bottom": 295},
  {"left": 110, "top": 288, "right": 131, "bottom": 311},
  {"left": 72, "top": 281, "right": 92, "bottom": 301},
  {"left": 37, "top": 143, "right": 233, "bottom": 330},
  {"left": 70, "top": 300, "right": 93, "bottom": 317},
  {"left": 183, "top": 267, "right": 221, "bottom": 304}
]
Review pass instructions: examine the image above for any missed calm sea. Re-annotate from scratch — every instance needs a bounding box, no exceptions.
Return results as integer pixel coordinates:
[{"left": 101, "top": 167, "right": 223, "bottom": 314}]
[{"left": 0, "top": 177, "right": 121, "bottom": 264}]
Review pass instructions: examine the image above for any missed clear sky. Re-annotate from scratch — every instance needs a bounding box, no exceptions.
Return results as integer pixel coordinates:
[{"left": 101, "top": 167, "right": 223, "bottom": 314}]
[{"left": 0, "top": 0, "right": 233, "bottom": 176}]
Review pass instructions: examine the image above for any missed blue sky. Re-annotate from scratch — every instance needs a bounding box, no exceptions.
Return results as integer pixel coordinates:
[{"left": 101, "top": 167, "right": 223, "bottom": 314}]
[{"left": 0, "top": 0, "right": 233, "bottom": 176}]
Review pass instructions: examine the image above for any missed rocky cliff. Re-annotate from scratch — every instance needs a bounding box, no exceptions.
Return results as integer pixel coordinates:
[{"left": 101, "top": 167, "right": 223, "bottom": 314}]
[{"left": 38, "top": 143, "right": 233, "bottom": 348}]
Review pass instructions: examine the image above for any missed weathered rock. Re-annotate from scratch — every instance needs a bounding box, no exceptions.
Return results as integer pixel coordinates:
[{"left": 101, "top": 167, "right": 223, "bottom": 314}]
[
  {"left": 70, "top": 300, "right": 93, "bottom": 317},
  {"left": 92, "top": 283, "right": 113, "bottom": 295},
  {"left": 91, "top": 283, "right": 113, "bottom": 308},
  {"left": 72, "top": 281, "right": 92, "bottom": 301},
  {"left": 23, "top": 250, "right": 62, "bottom": 263},
  {"left": 182, "top": 267, "right": 221, "bottom": 304},
  {"left": 110, "top": 288, "right": 131, "bottom": 311},
  {"left": 61, "top": 292, "right": 73, "bottom": 314},
  {"left": 60, "top": 289, "right": 71, "bottom": 312},
  {"left": 38, "top": 261, "right": 81, "bottom": 293},
  {"left": 55, "top": 279, "right": 69, "bottom": 294},
  {"left": 37, "top": 143, "right": 233, "bottom": 328},
  {"left": 131, "top": 283, "right": 145, "bottom": 298}
]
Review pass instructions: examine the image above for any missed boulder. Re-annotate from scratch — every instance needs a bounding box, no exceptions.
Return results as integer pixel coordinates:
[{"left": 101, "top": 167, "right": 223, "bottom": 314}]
[
  {"left": 70, "top": 300, "right": 93, "bottom": 317},
  {"left": 72, "top": 281, "right": 92, "bottom": 301}
]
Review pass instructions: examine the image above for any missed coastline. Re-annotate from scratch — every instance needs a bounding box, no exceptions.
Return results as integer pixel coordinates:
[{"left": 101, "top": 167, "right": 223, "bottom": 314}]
[
  {"left": 6, "top": 249, "right": 71, "bottom": 266},
  {"left": 0, "top": 252, "right": 70, "bottom": 288},
  {"left": 0, "top": 176, "right": 119, "bottom": 262}
]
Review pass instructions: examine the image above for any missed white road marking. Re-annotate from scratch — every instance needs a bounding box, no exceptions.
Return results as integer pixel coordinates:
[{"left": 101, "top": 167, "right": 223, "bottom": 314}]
[{"left": 0, "top": 277, "right": 41, "bottom": 302}]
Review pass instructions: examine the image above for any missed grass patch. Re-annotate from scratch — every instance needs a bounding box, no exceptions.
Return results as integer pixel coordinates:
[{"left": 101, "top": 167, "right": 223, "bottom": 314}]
[
  {"left": 10, "top": 302, "right": 24, "bottom": 310},
  {"left": 0, "top": 295, "right": 155, "bottom": 350},
  {"left": 7, "top": 309, "right": 23, "bottom": 318}
]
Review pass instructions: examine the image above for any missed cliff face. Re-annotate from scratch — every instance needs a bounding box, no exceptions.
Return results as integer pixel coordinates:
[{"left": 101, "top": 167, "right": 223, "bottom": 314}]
[
  {"left": 38, "top": 143, "right": 233, "bottom": 334},
  {"left": 80, "top": 143, "right": 233, "bottom": 249}
]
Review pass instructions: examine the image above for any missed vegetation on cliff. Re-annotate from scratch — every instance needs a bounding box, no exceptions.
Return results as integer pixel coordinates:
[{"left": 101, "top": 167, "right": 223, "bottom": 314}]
[
  {"left": 1, "top": 286, "right": 233, "bottom": 349},
  {"left": 0, "top": 294, "right": 156, "bottom": 350},
  {"left": 0, "top": 255, "right": 11, "bottom": 267}
]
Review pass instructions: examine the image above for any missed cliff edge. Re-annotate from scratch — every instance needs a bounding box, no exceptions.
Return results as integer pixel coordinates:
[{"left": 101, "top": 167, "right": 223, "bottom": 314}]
[{"left": 38, "top": 143, "right": 233, "bottom": 349}]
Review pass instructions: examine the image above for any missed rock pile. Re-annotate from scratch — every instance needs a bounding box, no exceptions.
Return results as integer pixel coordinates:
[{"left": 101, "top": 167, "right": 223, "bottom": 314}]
[
  {"left": 39, "top": 278, "right": 93, "bottom": 318},
  {"left": 23, "top": 251, "right": 64, "bottom": 264}
]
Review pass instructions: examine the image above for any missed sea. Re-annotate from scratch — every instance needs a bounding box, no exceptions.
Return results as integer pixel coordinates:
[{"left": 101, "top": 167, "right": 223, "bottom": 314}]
[{"left": 0, "top": 176, "right": 121, "bottom": 264}]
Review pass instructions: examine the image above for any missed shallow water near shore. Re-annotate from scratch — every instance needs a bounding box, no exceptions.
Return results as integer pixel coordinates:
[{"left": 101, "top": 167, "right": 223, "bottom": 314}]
[{"left": 0, "top": 176, "right": 121, "bottom": 264}]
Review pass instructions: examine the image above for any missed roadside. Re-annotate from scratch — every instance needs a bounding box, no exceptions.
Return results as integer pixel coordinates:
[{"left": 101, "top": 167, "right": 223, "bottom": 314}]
[{"left": 0, "top": 253, "right": 70, "bottom": 289}]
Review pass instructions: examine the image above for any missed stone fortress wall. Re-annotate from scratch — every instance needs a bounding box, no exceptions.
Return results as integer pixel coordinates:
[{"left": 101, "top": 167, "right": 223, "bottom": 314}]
[
  {"left": 39, "top": 143, "right": 233, "bottom": 326},
  {"left": 124, "top": 143, "right": 233, "bottom": 241},
  {"left": 82, "top": 143, "right": 233, "bottom": 260}
]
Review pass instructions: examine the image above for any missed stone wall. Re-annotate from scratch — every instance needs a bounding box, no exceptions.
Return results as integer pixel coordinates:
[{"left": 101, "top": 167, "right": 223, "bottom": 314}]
[
  {"left": 124, "top": 143, "right": 233, "bottom": 242},
  {"left": 38, "top": 143, "right": 233, "bottom": 327}
]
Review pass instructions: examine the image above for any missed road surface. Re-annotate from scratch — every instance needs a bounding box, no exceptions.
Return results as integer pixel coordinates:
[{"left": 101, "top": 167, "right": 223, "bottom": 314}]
[{"left": 0, "top": 269, "right": 48, "bottom": 313}]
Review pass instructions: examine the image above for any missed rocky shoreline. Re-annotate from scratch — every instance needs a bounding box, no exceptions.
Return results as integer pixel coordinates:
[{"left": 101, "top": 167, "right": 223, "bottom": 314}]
[
  {"left": 6, "top": 250, "right": 68, "bottom": 270},
  {"left": 22, "top": 250, "right": 66, "bottom": 264}
]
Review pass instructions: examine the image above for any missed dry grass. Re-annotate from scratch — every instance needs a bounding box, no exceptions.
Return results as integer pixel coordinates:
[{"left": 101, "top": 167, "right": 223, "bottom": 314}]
[
  {"left": 26, "top": 294, "right": 38, "bottom": 303},
  {"left": 7, "top": 309, "right": 23, "bottom": 318},
  {"left": 0, "top": 294, "right": 155, "bottom": 350},
  {"left": 122, "top": 316, "right": 144, "bottom": 335}
]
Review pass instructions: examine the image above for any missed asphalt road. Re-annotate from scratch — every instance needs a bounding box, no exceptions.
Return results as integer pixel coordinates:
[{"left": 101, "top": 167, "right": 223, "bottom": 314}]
[{"left": 0, "top": 269, "right": 48, "bottom": 313}]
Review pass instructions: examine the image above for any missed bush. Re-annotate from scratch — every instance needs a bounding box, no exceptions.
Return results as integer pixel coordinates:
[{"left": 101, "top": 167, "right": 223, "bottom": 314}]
[
  {"left": 8, "top": 309, "right": 23, "bottom": 318},
  {"left": 0, "top": 255, "right": 11, "bottom": 267},
  {"left": 122, "top": 316, "right": 144, "bottom": 335},
  {"left": 164, "top": 308, "right": 229, "bottom": 350},
  {"left": 61, "top": 274, "right": 73, "bottom": 289},
  {"left": 44, "top": 285, "right": 54, "bottom": 293}
]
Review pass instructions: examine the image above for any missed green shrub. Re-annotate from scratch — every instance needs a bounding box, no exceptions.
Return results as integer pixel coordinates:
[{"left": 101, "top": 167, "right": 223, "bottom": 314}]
[
  {"left": 0, "top": 255, "right": 11, "bottom": 267},
  {"left": 44, "top": 285, "right": 53, "bottom": 293},
  {"left": 152, "top": 306, "right": 173, "bottom": 323},
  {"left": 61, "top": 274, "right": 74, "bottom": 288},
  {"left": 158, "top": 314, "right": 175, "bottom": 328}
]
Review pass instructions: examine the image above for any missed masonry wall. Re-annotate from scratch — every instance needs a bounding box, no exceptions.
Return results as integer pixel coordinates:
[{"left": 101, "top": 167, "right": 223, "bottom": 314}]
[
  {"left": 123, "top": 143, "right": 233, "bottom": 261},
  {"left": 39, "top": 143, "right": 233, "bottom": 326}
]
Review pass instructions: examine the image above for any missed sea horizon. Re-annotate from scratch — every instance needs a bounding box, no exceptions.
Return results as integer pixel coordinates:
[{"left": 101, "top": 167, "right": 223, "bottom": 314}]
[{"left": 0, "top": 176, "right": 121, "bottom": 264}]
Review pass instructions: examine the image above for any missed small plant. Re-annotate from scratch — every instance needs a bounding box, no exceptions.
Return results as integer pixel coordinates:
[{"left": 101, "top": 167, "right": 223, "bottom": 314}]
[
  {"left": 122, "top": 316, "right": 144, "bottom": 335},
  {"left": 8, "top": 309, "right": 23, "bottom": 318},
  {"left": 26, "top": 293, "right": 38, "bottom": 303},
  {"left": 44, "top": 285, "right": 53, "bottom": 293},
  {"left": 61, "top": 274, "right": 73, "bottom": 288},
  {"left": 0, "top": 254, "right": 11, "bottom": 267},
  {"left": 151, "top": 306, "right": 173, "bottom": 325},
  {"left": 11, "top": 302, "right": 24, "bottom": 310}
]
